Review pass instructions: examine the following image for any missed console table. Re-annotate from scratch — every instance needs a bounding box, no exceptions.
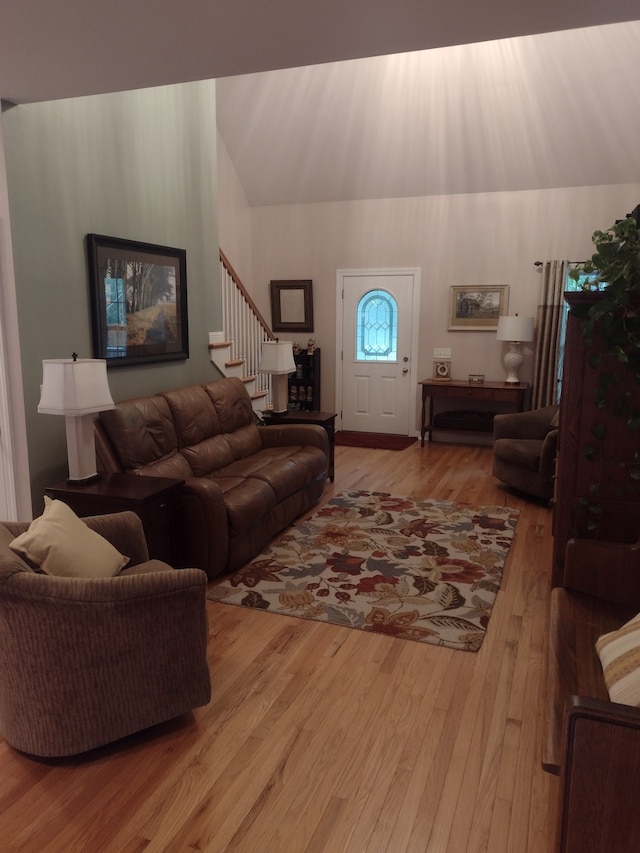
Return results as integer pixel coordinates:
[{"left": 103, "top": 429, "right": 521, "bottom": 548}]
[
  {"left": 45, "top": 473, "right": 184, "bottom": 565},
  {"left": 419, "top": 379, "right": 529, "bottom": 446}
]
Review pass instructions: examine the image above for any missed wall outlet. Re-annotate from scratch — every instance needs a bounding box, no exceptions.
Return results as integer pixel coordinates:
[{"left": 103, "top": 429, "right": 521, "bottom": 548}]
[{"left": 433, "top": 348, "right": 452, "bottom": 359}]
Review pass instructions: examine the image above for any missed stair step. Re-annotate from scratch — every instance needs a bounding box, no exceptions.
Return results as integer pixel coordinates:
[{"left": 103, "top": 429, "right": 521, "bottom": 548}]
[
  {"left": 208, "top": 341, "right": 232, "bottom": 350},
  {"left": 225, "top": 358, "right": 245, "bottom": 368},
  {"left": 241, "top": 375, "right": 257, "bottom": 384},
  {"left": 251, "top": 390, "right": 268, "bottom": 401}
]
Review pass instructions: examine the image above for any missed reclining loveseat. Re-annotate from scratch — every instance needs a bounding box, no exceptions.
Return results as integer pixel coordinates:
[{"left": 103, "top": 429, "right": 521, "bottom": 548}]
[{"left": 95, "top": 377, "right": 329, "bottom": 579}]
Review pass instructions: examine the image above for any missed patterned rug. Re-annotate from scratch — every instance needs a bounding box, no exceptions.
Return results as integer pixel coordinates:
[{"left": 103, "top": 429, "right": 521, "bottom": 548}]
[{"left": 208, "top": 490, "right": 519, "bottom": 652}]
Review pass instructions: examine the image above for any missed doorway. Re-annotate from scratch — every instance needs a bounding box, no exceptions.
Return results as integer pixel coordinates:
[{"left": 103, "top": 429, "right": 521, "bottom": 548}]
[{"left": 336, "top": 268, "right": 421, "bottom": 435}]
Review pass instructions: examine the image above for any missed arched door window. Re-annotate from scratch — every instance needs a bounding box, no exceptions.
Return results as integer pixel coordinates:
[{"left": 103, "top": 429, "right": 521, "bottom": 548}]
[{"left": 355, "top": 289, "right": 398, "bottom": 362}]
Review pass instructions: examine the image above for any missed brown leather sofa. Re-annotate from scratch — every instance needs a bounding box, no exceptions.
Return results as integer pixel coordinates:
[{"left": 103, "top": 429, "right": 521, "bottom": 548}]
[{"left": 95, "top": 377, "right": 329, "bottom": 579}]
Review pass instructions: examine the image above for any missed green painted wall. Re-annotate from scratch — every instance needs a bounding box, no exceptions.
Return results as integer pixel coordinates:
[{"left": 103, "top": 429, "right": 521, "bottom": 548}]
[{"left": 2, "top": 80, "right": 221, "bottom": 514}]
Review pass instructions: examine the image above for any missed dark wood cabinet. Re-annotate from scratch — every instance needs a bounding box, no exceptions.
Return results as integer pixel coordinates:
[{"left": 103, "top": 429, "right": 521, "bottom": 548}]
[
  {"left": 288, "top": 348, "right": 320, "bottom": 411},
  {"left": 46, "top": 474, "right": 184, "bottom": 565},
  {"left": 552, "top": 292, "right": 640, "bottom": 584}
]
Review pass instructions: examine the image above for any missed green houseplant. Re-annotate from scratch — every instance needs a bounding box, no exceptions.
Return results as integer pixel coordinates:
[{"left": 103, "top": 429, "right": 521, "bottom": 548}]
[{"left": 568, "top": 205, "right": 640, "bottom": 532}]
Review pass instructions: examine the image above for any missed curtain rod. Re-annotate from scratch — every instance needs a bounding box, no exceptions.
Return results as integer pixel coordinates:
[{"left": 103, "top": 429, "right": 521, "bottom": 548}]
[{"left": 534, "top": 260, "right": 583, "bottom": 266}]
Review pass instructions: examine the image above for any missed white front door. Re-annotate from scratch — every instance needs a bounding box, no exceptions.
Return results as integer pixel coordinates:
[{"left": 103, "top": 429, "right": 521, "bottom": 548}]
[{"left": 336, "top": 268, "right": 420, "bottom": 435}]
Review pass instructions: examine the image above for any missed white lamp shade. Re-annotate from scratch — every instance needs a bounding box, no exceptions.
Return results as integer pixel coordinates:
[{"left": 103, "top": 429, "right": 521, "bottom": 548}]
[
  {"left": 38, "top": 359, "right": 115, "bottom": 415},
  {"left": 258, "top": 340, "right": 296, "bottom": 375},
  {"left": 496, "top": 316, "right": 535, "bottom": 343}
]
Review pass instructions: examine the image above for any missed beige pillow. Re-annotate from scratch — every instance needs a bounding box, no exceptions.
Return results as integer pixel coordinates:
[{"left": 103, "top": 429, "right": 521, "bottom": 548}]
[
  {"left": 9, "top": 497, "right": 129, "bottom": 578},
  {"left": 596, "top": 612, "right": 640, "bottom": 705}
]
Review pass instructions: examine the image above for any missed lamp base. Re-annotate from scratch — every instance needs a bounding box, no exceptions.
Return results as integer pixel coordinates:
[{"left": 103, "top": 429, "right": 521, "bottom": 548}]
[
  {"left": 503, "top": 343, "right": 524, "bottom": 384},
  {"left": 65, "top": 414, "right": 100, "bottom": 483},
  {"left": 270, "top": 374, "right": 290, "bottom": 414}
]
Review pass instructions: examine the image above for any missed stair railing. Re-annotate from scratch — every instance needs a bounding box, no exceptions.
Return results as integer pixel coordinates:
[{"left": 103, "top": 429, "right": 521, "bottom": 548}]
[{"left": 219, "top": 250, "right": 274, "bottom": 401}]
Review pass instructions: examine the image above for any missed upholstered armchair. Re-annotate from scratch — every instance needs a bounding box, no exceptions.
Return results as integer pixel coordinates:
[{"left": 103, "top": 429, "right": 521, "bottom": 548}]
[
  {"left": 0, "top": 510, "right": 211, "bottom": 757},
  {"left": 492, "top": 404, "right": 559, "bottom": 501}
]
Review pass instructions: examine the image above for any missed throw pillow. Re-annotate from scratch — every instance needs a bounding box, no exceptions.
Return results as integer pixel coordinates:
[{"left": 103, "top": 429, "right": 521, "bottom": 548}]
[
  {"left": 596, "top": 612, "right": 640, "bottom": 705},
  {"left": 9, "top": 497, "right": 129, "bottom": 578}
]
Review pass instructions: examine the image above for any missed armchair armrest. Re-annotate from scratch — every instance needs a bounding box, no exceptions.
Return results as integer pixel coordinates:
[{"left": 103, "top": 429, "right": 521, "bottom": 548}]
[
  {"left": 493, "top": 404, "right": 558, "bottom": 441},
  {"left": 539, "top": 428, "right": 558, "bottom": 477}
]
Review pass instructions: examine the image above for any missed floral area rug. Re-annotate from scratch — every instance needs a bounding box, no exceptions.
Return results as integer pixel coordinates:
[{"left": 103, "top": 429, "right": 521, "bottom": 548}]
[{"left": 208, "top": 490, "right": 520, "bottom": 652}]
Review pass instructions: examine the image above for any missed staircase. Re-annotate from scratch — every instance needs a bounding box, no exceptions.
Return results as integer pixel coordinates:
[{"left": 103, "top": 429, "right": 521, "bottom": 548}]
[{"left": 209, "top": 250, "right": 275, "bottom": 413}]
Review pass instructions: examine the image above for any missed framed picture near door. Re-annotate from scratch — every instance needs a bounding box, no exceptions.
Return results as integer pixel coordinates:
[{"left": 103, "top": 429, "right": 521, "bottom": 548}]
[
  {"left": 448, "top": 285, "right": 509, "bottom": 331},
  {"left": 270, "top": 280, "right": 314, "bottom": 332}
]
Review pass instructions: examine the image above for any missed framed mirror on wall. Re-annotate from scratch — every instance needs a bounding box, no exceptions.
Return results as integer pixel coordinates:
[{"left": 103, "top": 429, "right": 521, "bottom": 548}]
[{"left": 270, "top": 280, "right": 314, "bottom": 333}]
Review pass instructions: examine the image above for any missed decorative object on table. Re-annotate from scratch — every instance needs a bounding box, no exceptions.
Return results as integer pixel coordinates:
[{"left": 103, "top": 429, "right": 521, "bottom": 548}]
[
  {"left": 209, "top": 490, "right": 519, "bottom": 652},
  {"left": 468, "top": 374, "right": 485, "bottom": 384},
  {"left": 306, "top": 338, "right": 316, "bottom": 355},
  {"left": 496, "top": 314, "right": 535, "bottom": 384},
  {"left": 259, "top": 339, "right": 296, "bottom": 414},
  {"left": 270, "top": 280, "right": 314, "bottom": 332},
  {"left": 449, "top": 285, "right": 509, "bottom": 331},
  {"left": 38, "top": 354, "right": 114, "bottom": 483},
  {"left": 86, "top": 233, "right": 188, "bottom": 367},
  {"left": 433, "top": 360, "right": 451, "bottom": 381}
]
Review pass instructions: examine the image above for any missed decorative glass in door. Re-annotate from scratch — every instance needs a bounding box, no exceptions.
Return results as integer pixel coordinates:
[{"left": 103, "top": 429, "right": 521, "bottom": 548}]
[{"left": 355, "top": 289, "right": 398, "bottom": 362}]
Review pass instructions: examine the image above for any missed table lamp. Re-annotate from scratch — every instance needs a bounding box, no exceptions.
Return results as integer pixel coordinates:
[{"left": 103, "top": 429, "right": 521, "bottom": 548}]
[
  {"left": 259, "top": 340, "right": 295, "bottom": 414},
  {"left": 496, "top": 315, "right": 535, "bottom": 384},
  {"left": 38, "top": 355, "right": 115, "bottom": 483}
]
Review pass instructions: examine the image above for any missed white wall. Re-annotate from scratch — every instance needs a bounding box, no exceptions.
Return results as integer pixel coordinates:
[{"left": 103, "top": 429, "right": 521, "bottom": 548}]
[
  {"left": 216, "top": 131, "right": 253, "bottom": 287},
  {"left": 232, "top": 183, "right": 640, "bottom": 427},
  {"left": 0, "top": 113, "right": 30, "bottom": 519},
  {"left": 3, "top": 81, "right": 221, "bottom": 514}
]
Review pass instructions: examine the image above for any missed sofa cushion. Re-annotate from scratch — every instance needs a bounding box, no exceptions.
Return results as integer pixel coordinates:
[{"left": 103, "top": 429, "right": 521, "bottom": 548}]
[
  {"left": 203, "top": 377, "right": 255, "bottom": 433},
  {"left": 162, "top": 385, "right": 222, "bottom": 446},
  {"left": 493, "top": 437, "right": 544, "bottom": 473},
  {"left": 596, "top": 611, "right": 640, "bottom": 706},
  {"left": 9, "top": 498, "right": 129, "bottom": 578},
  {"left": 99, "top": 395, "right": 179, "bottom": 471}
]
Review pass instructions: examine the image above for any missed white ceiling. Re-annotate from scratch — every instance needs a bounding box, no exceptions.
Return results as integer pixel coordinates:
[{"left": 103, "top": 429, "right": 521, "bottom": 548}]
[{"left": 1, "top": 1, "right": 639, "bottom": 205}]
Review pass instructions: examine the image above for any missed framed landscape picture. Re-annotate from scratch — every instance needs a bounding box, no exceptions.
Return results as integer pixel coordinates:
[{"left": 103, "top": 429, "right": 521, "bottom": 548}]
[
  {"left": 448, "top": 285, "right": 509, "bottom": 331},
  {"left": 87, "top": 234, "right": 189, "bottom": 367}
]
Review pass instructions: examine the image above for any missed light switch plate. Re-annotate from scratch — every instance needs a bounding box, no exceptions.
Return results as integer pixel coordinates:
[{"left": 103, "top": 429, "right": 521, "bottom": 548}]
[{"left": 433, "top": 348, "right": 452, "bottom": 359}]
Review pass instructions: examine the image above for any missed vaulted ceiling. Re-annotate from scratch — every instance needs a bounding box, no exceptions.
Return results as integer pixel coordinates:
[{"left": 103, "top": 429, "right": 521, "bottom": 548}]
[{"left": 1, "top": 1, "right": 639, "bottom": 205}]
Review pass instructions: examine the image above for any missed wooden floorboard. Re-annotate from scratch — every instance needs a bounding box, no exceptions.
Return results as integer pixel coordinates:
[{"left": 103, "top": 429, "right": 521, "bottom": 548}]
[{"left": 0, "top": 441, "right": 558, "bottom": 851}]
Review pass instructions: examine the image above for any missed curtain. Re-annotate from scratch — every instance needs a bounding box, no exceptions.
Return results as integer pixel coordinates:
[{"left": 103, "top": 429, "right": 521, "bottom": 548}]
[{"left": 531, "top": 260, "right": 568, "bottom": 409}]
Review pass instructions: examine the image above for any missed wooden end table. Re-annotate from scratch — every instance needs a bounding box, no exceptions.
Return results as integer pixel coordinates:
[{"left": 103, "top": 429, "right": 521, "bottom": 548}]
[{"left": 45, "top": 473, "right": 184, "bottom": 565}]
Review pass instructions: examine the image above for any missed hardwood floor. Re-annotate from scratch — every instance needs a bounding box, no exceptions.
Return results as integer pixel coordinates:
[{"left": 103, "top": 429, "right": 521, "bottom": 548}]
[{"left": 0, "top": 442, "right": 558, "bottom": 852}]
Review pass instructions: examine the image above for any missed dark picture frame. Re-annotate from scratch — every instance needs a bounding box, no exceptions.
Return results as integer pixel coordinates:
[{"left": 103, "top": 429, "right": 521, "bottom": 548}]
[
  {"left": 270, "top": 280, "right": 314, "bottom": 333},
  {"left": 87, "top": 234, "right": 188, "bottom": 367}
]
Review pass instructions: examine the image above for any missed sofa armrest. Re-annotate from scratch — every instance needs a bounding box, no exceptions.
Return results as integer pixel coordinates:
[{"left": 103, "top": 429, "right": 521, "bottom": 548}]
[
  {"left": 258, "top": 423, "right": 329, "bottom": 458},
  {"left": 174, "top": 477, "right": 229, "bottom": 578},
  {"left": 556, "top": 696, "right": 640, "bottom": 852},
  {"left": 493, "top": 405, "right": 558, "bottom": 441}
]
